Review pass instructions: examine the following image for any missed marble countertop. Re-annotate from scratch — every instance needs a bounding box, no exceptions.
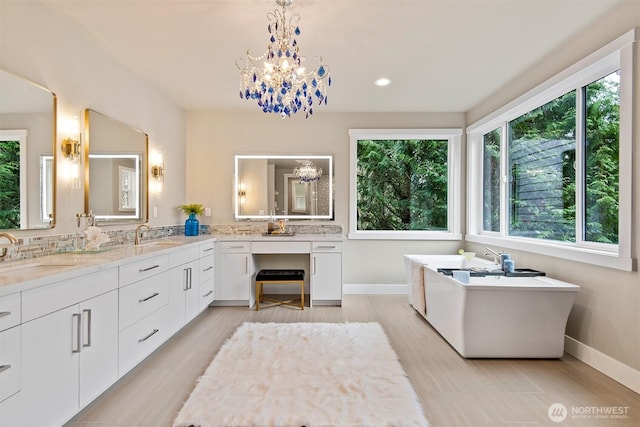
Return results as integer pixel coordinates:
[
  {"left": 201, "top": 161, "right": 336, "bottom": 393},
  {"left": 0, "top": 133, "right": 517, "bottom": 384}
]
[
  {"left": 0, "top": 233, "right": 343, "bottom": 296},
  {"left": 0, "top": 235, "right": 215, "bottom": 296}
]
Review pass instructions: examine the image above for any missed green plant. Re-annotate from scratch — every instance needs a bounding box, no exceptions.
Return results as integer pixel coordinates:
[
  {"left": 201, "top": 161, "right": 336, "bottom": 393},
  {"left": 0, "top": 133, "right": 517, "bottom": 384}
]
[{"left": 178, "top": 203, "right": 204, "bottom": 216}]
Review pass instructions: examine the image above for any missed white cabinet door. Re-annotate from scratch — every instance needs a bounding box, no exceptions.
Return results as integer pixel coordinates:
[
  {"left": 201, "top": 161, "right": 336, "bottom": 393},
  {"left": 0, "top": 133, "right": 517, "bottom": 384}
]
[
  {"left": 311, "top": 252, "right": 343, "bottom": 303},
  {"left": 21, "top": 305, "right": 79, "bottom": 427},
  {"left": 0, "top": 326, "right": 20, "bottom": 404},
  {"left": 168, "top": 259, "right": 200, "bottom": 332},
  {"left": 21, "top": 269, "right": 119, "bottom": 427},
  {"left": 183, "top": 260, "right": 200, "bottom": 323},
  {"left": 0, "top": 392, "right": 21, "bottom": 427},
  {"left": 216, "top": 251, "right": 251, "bottom": 302},
  {"left": 78, "top": 290, "right": 119, "bottom": 408}
]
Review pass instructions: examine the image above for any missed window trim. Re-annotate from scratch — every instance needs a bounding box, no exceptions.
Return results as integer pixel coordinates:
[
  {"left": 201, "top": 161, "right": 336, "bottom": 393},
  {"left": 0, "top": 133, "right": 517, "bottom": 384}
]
[
  {"left": 348, "top": 128, "right": 463, "bottom": 240},
  {"left": 466, "top": 28, "right": 637, "bottom": 271}
]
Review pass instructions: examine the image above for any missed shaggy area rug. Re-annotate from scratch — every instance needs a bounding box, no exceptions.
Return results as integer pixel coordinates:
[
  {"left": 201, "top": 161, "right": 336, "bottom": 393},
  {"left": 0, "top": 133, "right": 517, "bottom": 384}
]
[{"left": 173, "top": 322, "right": 429, "bottom": 427}]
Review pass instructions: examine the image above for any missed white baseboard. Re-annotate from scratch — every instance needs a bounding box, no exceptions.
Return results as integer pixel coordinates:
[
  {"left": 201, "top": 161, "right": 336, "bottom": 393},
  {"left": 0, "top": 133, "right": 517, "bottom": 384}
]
[
  {"left": 564, "top": 335, "right": 640, "bottom": 394},
  {"left": 343, "top": 284, "right": 408, "bottom": 295}
]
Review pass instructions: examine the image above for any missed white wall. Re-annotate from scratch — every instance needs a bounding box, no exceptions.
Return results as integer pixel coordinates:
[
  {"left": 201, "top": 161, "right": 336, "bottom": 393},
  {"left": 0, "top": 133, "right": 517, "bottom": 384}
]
[
  {"left": 185, "top": 110, "right": 466, "bottom": 284},
  {"left": 0, "top": 0, "right": 186, "bottom": 235},
  {"left": 466, "top": 1, "right": 640, "bottom": 373}
]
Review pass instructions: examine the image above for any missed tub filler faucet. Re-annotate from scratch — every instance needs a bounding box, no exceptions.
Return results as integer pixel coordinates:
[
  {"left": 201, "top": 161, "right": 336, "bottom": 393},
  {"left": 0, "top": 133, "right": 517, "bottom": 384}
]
[{"left": 484, "top": 246, "right": 503, "bottom": 265}]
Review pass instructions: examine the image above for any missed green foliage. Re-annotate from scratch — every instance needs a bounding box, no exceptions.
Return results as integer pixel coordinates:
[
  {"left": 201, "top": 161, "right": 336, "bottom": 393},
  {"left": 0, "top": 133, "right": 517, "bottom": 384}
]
[
  {"left": 482, "top": 129, "right": 501, "bottom": 232},
  {"left": 585, "top": 74, "right": 619, "bottom": 243},
  {"left": 178, "top": 203, "right": 204, "bottom": 216},
  {"left": 356, "top": 139, "right": 448, "bottom": 231},
  {"left": 0, "top": 140, "right": 20, "bottom": 229},
  {"left": 506, "top": 71, "right": 619, "bottom": 244}
]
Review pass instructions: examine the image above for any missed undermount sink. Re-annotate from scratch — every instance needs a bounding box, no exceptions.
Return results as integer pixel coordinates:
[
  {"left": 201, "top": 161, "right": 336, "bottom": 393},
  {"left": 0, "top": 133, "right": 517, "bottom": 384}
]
[
  {"left": 137, "top": 240, "right": 183, "bottom": 248},
  {"left": 0, "top": 262, "right": 77, "bottom": 274}
]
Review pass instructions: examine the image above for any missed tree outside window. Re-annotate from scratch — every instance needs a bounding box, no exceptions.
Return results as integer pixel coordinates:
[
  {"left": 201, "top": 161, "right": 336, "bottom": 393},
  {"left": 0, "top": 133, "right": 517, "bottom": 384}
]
[{"left": 356, "top": 139, "right": 448, "bottom": 231}]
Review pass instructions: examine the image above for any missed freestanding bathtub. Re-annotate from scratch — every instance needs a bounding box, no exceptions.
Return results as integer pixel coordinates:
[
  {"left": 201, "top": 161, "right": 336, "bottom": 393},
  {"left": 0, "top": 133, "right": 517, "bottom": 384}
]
[
  {"left": 404, "top": 255, "right": 580, "bottom": 358},
  {"left": 404, "top": 254, "right": 580, "bottom": 358}
]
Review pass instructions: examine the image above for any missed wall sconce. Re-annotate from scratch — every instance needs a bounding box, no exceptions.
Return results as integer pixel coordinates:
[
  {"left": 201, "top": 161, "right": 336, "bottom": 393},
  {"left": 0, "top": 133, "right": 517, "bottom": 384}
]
[
  {"left": 151, "top": 163, "right": 164, "bottom": 180},
  {"left": 238, "top": 181, "right": 246, "bottom": 203},
  {"left": 61, "top": 137, "right": 81, "bottom": 161},
  {"left": 61, "top": 114, "right": 81, "bottom": 161},
  {"left": 150, "top": 152, "right": 164, "bottom": 181}
]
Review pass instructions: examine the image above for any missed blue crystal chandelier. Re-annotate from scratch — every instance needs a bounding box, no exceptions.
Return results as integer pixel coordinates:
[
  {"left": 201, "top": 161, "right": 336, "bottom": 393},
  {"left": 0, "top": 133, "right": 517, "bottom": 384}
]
[{"left": 236, "top": 0, "right": 331, "bottom": 118}]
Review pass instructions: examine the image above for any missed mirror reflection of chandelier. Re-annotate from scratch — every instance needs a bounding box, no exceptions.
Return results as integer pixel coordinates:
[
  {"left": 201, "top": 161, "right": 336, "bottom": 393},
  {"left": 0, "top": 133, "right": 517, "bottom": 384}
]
[
  {"left": 294, "top": 160, "right": 322, "bottom": 183},
  {"left": 236, "top": 0, "right": 331, "bottom": 119}
]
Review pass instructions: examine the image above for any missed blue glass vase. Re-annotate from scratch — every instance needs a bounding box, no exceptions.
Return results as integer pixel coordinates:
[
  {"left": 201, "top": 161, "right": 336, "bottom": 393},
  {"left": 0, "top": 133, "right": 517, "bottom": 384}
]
[{"left": 185, "top": 213, "right": 199, "bottom": 236}]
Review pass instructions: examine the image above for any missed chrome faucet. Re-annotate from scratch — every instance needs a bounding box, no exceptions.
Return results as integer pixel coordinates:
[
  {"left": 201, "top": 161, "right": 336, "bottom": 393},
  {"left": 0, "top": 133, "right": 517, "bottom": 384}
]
[
  {"left": 134, "top": 224, "right": 150, "bottom": 245},
  {"left": 484, "top": 246, "right": 503, "bottom": 264},
  {"left": 0, "top": 232, "right": 18, "bottom": 258}
]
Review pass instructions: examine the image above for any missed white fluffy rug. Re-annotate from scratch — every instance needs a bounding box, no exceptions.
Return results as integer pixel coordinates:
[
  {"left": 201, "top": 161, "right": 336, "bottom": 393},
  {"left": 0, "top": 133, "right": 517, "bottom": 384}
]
[{"left": 173, "top": 322, "right": 429, "bottom": 427}]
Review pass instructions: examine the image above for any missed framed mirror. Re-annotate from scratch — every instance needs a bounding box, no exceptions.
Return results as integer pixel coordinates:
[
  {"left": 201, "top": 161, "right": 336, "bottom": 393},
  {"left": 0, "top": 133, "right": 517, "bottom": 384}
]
[
  {"left": 0, "top": 68, "right": 57, "bottom": 230},
  {"left": 234, "top": 154, "right": 333, "bottom": 220},
  {"left": 84, "top": 109, "right": 148, "bottom": 223}
]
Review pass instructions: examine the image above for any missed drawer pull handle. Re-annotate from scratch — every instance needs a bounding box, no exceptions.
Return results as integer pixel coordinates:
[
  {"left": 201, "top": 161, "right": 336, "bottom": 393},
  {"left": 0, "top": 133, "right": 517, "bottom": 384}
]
[
  {"left": 203, "top": 247, "right": 214, "bottom": 252},
  {"left": 72, "top": 313, "right": 82, "bottom": 354},
  {"left": 226, "top": 245, "right": 245, "bottom": 249},
  {"left": 139, "top": 264, "right": 160, "bottom": 272},
  {"left": 202, "top": 290, "right": 213, "bottom": 297},
  {"left": 138, "top": 329, "right": 159, "bottom": 343},
  {"left": 83, "top": 309, "right": 92, "bottom": 348},
  {"left": 316, "top": 245, "right": 336, "bottom": 249},
  {"left": 203, "top": 266, "right": 214, "bottom": 272},
  {"left": 139, "top": 292, "right": 160, "bottom": 303},
  {"left": 0, "top": 311, "right": 10, "bottom": 318},
  {"left": 0, "top": 365, "right": 11, "bottom": 374}
]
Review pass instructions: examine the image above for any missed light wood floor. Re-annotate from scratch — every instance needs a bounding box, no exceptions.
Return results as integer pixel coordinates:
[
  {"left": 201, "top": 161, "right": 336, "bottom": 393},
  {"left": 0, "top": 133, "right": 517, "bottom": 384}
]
[{"left": 67, "top": 295, "right": 639, "bottom": 427}]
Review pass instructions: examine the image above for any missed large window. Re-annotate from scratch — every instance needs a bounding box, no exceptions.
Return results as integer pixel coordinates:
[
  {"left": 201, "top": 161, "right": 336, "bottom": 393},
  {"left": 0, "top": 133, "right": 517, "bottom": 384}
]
[
  {"left": 482, "top": 128, "right": 501, "bottom": 232},
  {"left": 508, "top": 89, "right": 577, "bottom": 242},
  {"left": 584, "top": 72, "right": 620, "bottom": 244},
  {"left": 349, "top": 129, "right": 462, "bottom": 240},
  {"left": 467, "top": 29, "right": 634, "bottom": 271}
]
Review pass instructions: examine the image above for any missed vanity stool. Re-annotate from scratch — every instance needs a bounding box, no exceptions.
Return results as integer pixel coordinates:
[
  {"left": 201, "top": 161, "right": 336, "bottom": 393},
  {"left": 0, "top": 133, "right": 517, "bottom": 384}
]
[{"left": 255, "top": 269, "right": 305, "bottom": 311}]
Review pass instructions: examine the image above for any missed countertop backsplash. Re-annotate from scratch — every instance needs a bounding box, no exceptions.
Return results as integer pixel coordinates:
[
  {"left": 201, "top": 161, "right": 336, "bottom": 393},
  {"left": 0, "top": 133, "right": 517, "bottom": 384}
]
[{"left": 0, "top": 223, "right": 341, "bottom": 263}]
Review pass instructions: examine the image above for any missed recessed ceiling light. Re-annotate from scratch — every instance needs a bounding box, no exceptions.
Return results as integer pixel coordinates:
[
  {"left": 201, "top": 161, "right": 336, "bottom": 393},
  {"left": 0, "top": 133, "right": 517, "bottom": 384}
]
[{"left": 375, "top": 78, "right": 391, "bottom": 87}]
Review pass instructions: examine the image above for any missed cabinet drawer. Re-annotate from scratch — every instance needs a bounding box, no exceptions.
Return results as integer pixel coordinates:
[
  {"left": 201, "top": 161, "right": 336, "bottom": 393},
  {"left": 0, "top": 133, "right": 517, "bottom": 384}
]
[
  {"left": 200, "top": 255, "right": 215, "bottom": 283},
  {"left": 200, "top": 278, "right": 214, "bottom": 310},
  {"left": 252, "top": 241, "right": 310, "bottom": 254},
  {"left": 218, "top": 241, "right": 250, "bottom": 253},
  {"left": 119, "top": 274, "right": 169, "bottom": 331},
  {"left": 199, "top": 241, "right": 215, "bottom": 257},
  {"left": 0, "top": 391, "right": 21, "bottom": 425},
  {"left": 22, "top": 268, "right": 118, "bottom": 323},
  {"left": 312, "top": 241, "right": 343, "bottom": 252},
  {"left": 0, "top": 326, "right": 21, "bottom": 403},
  {"left": 0, "top": 293, "right": 20, "bottom": 332},
  {"left": 118, "top": 305, "right": 168, "bottom": 376},
  {"left": 119, "top": 254, "right": 169, "bottom": 287},
  {"left": 169, "top": 245, "right": 200, "bottom": 268}
]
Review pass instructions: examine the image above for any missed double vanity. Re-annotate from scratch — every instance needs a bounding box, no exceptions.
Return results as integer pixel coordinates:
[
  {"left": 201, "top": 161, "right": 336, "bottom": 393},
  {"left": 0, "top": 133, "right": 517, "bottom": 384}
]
[{"left": 0, "top": 232, "right": 342, "bottom": 427}]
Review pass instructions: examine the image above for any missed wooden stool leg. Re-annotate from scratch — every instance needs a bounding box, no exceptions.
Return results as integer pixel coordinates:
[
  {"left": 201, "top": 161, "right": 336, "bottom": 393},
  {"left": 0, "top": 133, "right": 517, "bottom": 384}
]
[
  {"left": 300, "top": 281, "right": 304, "bottom": 310},
  {"left": 256, "top": 282, "right": 261, "bottom": 311}
]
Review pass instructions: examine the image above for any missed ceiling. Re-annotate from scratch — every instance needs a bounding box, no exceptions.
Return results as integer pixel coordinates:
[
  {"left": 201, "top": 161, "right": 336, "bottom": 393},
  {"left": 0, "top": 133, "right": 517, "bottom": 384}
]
[{"left": 41, "top": 0, "right": 625, "bottom": 113}]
